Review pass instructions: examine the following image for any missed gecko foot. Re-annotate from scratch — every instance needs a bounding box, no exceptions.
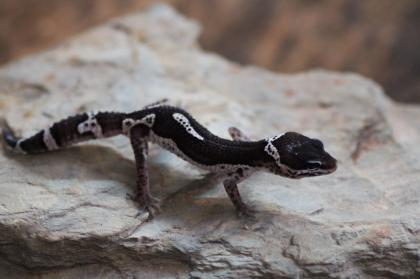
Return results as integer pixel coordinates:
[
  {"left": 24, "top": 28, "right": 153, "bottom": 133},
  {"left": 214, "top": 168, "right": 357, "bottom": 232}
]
[
  {"left": 237, "top": 205, "right": 257, "bottom": 220},
  {"left": 228, "top": 127, "right": 250, "bottom": 141},
  {"left": 126, "top": 193, "right": 161, "bottom": 221}
]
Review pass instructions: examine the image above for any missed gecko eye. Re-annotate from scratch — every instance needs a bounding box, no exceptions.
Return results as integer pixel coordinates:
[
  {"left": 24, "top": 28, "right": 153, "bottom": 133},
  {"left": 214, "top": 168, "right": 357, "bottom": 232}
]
[{"left": 306, "top": 160, "right": 322, "bottom": 169}]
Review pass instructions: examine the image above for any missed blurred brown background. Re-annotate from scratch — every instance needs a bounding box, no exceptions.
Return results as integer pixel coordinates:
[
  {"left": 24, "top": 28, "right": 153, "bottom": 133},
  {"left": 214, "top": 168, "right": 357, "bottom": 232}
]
[{"left": 1, "top": 0, "right": 419, "bottom": 103}]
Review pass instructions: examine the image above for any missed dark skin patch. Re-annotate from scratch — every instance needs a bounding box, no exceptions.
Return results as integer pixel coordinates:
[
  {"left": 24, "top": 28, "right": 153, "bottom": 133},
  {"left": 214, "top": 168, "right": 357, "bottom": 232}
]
[{"left": 274, "top": 132, "right": 337, "bottom": 173}]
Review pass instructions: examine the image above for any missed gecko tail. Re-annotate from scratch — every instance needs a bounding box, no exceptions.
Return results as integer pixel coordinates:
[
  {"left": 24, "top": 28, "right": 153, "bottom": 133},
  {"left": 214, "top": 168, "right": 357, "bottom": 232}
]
[
  {"left": 1, "top": 118, "right": 46, "bottom": 154},
  {"left": 1, "top": 112, "right": 128, "bottom": 155},
  {"left": 1, "top": 118, "right": 19, "bottom": 150}
]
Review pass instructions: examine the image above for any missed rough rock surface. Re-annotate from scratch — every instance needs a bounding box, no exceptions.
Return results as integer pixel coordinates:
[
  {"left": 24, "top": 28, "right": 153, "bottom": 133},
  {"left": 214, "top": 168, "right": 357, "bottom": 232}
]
[{"left": 0, "top": 5, "right": 419, "bottom": 279}]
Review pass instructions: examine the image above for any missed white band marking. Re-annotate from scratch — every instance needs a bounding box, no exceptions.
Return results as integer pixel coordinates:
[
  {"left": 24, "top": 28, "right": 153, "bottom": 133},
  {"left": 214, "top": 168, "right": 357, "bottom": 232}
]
[
  {"left": 172, "top": 113, "right": 204, "bottom": 141},
  {"left": 43, "top": 127, "right": 59, "bottom": 150},
  {"left": 264, "top": 135, "right": 282, "bottom": 167},
  {"left": 77, "top": 112, "right": 103, "bottom": 138},
  {"left": 122, "top": 113, "right": 156, "bottom": 134},
  {"left": 14, "top": 139, "right": 27, "bottom": 154}
]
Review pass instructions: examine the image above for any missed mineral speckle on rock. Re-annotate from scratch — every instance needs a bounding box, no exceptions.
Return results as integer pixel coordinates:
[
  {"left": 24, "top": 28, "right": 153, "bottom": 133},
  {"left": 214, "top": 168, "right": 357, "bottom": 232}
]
[{"left": 0, "top": 4, "right": 419, "bottom": 279}]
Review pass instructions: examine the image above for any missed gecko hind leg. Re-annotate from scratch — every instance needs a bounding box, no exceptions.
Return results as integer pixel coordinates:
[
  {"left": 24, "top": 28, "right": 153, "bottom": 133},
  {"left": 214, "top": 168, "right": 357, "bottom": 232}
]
[
  {"left": 228, "top": 127, "right": 250, "bottom": 141},
  {"left": 128, "top": 124, "right": 160, "bottom": 220},
  {"left": 143, "top": 98, "right": 169, "bottom": 109}
]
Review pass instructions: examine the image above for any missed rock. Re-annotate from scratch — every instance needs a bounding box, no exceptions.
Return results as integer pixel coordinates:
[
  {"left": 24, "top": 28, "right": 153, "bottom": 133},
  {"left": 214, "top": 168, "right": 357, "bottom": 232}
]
[{"left": 0, "top": 4, "right": 419, "bottom": 279}]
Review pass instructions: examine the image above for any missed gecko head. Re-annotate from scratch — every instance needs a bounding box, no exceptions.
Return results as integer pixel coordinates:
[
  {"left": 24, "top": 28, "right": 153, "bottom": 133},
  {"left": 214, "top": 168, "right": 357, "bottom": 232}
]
[{"left": 263, "top": 132, "right": 337, "bottom": 179}]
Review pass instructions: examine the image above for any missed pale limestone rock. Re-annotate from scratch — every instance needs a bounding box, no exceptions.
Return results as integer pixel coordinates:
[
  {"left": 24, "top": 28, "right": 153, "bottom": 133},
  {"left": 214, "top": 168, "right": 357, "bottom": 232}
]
[{"left": 0, "top": 4, "right": 419, "bottom": 279}]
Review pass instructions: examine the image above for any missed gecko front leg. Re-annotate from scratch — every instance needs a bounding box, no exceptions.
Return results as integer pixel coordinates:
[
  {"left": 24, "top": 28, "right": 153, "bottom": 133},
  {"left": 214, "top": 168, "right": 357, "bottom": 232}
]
[
  {"left": 225, "top": 127, "right": 255, "bottom": 217},
  {"left": 128, "top": 124, "right": 160, "bottom": 220},
  {"left": 223, "top": 168, "right": 255, "bottom": 217}
]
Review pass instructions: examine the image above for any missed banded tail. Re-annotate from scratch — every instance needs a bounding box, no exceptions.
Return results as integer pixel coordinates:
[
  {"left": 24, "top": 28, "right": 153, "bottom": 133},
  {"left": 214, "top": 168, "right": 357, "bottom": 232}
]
[{"left": 2, "top": 112, "right": 127, "bottom": 154}]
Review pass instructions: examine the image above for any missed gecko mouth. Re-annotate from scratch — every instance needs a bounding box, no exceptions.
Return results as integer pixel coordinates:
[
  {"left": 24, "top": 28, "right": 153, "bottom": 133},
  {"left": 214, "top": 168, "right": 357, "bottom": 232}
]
[
  {"left": 321, "top": 155, "right": 337, "bottom": 171},
  {"left": 269, "top": 161, "right": 337, "bottom": 179}
]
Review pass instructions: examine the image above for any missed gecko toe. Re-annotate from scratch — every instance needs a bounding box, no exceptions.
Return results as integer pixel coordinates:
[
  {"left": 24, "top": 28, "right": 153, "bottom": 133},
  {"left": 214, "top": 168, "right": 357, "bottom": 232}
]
[
  {"left": 126, "top": 192, "right": 141, "bottom": 201},
  {"left": 237, "top": 206, "right": 257, "bottom": 220},
  {"left": 145, "top": 202, "right": 161, "bottom": 221},
  {"left": 149, "top": 196, "right": 160, "bottom": 204},
  {"left": 130, "top": 193, "right": 161, "bottom": 221}
]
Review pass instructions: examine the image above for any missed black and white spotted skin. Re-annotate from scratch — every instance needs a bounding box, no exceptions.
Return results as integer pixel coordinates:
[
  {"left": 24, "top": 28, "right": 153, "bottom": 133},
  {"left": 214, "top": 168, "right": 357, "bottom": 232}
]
[{"left": 2, "top": 101, "right": 337, "bottom": 219}]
